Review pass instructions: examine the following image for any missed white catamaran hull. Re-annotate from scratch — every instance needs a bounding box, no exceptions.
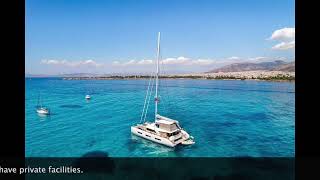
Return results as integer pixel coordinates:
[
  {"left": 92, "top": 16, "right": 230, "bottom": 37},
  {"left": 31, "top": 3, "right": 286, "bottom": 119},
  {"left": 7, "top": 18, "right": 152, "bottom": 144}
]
[
  {"left": 131, "top": 126, "right": 184, "bottom": 147},
  {"left": 130, "top": 33, "right": 195, "bottom": 147},
  {"left": 36, "top": 109, "right": 49, "bottom": 115}
]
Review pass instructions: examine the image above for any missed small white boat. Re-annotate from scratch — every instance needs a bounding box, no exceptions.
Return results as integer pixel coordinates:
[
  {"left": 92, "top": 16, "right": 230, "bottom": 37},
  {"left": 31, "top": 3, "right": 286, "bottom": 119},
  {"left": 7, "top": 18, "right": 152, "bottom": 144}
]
[
  {"left": 131, "top": 32, "right": 195, "bottom": 147},
  {"left": 36, "top": 93, "right": 50, "bottom": 115},
  {"left": 36, "top": 107, "right": 50, "bottom": 115},
  {"left": 85, "top": 95, "right": 91, "bottom": 99}
]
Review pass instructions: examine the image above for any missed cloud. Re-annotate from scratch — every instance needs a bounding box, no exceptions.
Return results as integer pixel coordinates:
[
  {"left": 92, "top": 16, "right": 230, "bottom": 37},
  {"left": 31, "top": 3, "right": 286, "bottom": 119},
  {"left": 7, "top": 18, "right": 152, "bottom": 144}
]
[
  {"left": 161, "top": 57, "right": 218, "bottom": 66},
  {"left": 41, "top": 59, "right": 61, "bottom": 65},
  {"left": 39, "top": 56, "right": 291, "bottom": 74},
  {"left": 112, "top": 56, "right": 211, "bottom": 66},
  {"left": 123, "top": 60, "right": 136, "bottom": 65},
  {"left": 228, "top": 56, "right": 240, "bottom": 60},
  {"left": 190, "top": 59, "right": 217, "bottom": 65},
  {"left": 162, "top": 56, "right": 190, "bottom": 65},
  {"left": 269, "top": 27, "right": 295, "bottom": 41},
  {"left": 247, "top": 56, "right": 268, "bottom": 61},
  {"left": 112, "top": 59, "right": 153, "bottom": 66},
  {"left": 268, "top": 27, "right": 295, "bottom": 50},
  {"left": 272, "top": 40, "right": 295, "bottom": 50},
  {"left": 137, "top": 59, "right": 153, "bottom": 65},
  {"left": 111, "top": 56, "right": 286, "bottom": 67},
  {"left": 41, "top": 59, "right": 103, "bottom": 67}
]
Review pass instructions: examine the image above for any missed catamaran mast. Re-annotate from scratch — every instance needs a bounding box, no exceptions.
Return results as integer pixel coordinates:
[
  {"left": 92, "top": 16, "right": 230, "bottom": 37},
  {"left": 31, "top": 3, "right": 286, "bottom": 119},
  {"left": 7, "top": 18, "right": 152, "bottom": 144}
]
[
  {"left": 38, "top": 93, "right": 42, "bottom": 108},
  {"left": 155, "top": 32, "right": 160, "bottom": 119}
]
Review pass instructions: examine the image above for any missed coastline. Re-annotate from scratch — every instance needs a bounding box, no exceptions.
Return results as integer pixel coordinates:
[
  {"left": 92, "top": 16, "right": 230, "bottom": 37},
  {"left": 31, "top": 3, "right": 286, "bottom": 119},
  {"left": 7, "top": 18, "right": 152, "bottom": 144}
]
[{"left": 61, "top": 71, "right": 295, "bottom": 82}]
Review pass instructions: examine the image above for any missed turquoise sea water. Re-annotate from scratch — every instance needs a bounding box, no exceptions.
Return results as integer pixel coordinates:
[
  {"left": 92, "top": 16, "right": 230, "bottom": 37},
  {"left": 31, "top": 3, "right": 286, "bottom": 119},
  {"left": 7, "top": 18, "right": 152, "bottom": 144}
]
[{"left": 25, "top": 78, "right": 295, "bottom": 157}]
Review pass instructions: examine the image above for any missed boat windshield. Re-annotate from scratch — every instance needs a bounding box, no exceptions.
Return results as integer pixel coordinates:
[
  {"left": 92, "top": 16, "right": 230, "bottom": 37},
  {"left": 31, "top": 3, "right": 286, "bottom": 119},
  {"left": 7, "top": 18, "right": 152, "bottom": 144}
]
[
  {"left": 159, "top": 123, "right": 179, "bottom": 132},
  {"left": 168, "top": 130, "right": 180, "bottom": 136},
  {"left": 170, "top": 123, "right": 179, "bottom": 131}
]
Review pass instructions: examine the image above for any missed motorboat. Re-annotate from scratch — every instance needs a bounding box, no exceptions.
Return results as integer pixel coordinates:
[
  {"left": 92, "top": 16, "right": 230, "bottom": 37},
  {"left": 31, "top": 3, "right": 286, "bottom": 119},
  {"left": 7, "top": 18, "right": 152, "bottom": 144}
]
[{"left": 85, "top": 95, "right": 91, "bottom": 99}]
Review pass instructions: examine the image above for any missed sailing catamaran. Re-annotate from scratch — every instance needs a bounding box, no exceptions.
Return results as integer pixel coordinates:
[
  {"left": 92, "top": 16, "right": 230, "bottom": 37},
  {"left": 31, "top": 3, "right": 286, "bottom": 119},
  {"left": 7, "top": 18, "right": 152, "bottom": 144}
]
[
  {"left": 36, "top": 93, "right": 50, "bottom": 115},
  {"left": 85, "top": 95, "right": 91, "bottom": 100},
  {"left": 131, "top": 32, "right": 195, "bottom": 147}
]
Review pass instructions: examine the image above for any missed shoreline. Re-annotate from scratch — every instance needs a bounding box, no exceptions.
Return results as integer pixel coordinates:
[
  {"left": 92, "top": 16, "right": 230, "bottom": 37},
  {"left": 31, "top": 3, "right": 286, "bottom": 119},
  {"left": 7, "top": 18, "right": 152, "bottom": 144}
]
[
  {"left": 62, "top": 71, "right": 295, "bottom": 82},
  {"left": 61, "top": 76, "right": 295, "bottom": 82},
  {"left": 27, "top": 71, "right": 295, "bottom": 82}
]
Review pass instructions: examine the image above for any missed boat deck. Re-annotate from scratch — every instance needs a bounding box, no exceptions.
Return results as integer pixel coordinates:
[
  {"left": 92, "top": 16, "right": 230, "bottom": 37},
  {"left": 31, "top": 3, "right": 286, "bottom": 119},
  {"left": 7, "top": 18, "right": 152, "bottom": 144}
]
[{"left": 135, "top": 124, "right": 170, "bottom": 138}]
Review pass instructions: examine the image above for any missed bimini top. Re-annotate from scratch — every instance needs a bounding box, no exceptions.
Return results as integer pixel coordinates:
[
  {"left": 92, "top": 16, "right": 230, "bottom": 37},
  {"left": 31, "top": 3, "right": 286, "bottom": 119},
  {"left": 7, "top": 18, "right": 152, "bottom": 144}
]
[
  {"left": 156, "top": 120, "right": 175, "bottom": 125},
  {"left": 155, "top": 114, "right": 179, "bottom": 124},
  {"left": 155, "top": 114, "right": 181, "bottom": 133}
]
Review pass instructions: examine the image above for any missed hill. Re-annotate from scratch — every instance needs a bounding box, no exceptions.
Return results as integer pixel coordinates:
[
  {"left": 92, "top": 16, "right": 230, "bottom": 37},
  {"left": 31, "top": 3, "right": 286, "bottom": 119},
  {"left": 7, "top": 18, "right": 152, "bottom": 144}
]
[
  {"left": 207, "top": 60, "right": 294, "bottom": 73},
  {"left": 272, "top": 62, "right": 295, "bottom": 72}
]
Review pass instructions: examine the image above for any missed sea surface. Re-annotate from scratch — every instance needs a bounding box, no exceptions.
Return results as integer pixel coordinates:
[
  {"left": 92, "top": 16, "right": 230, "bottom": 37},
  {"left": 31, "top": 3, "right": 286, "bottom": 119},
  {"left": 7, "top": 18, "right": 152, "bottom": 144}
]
[{"left": 25, "top": 78, "right": 295, "bottom": 157}]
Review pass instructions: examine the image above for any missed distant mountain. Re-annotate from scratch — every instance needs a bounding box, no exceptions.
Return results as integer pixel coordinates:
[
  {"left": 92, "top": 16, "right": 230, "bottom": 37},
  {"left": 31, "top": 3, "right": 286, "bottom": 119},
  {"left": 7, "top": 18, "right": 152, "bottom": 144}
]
[
  {"left": 25, "top": 73, "right": 57, "bottom": 77},
  {"left": 25, "top": 73, "right": 102, "bottom": 77},
  {"left": 206, "top": 60, "right": 294, "bottom": 73},
  {"left": 59, "top": 73, "right": 101, "bottom": 77},
  {"left": 272, "top": 61, "right": 295, "bottom": 72}
]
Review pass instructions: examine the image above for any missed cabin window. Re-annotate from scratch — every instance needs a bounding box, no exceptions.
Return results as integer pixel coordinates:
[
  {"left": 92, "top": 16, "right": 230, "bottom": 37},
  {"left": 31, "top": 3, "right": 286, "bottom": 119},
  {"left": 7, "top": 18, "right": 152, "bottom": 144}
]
[
  {"left": 155, "top": 138, "right": 161, "bottom": 141},
  {"left": 167, "top": 131, "right": 180, "bottom": 136},
  {"left": 172, "top": 131, "right": 180, "bottom": 136},
  {"left": 174, "top": 137, "right": 182, "bottom": 142},
  {"left": 146, "top": 128, "right": 156, "bottom": 133},
  {"left": 146, "top": 134, "right": 151, "bottom": 137},
  {"left": 170, "top": 123, "right": 179, "bottom": 131},
  {"left": 160, "top": 123, "right": 179, "bottom": 131},
  {"left": 159, "top": 124, "right": 170, "bottom": 131},
  {"left": 138, "top": 131, "right": 142, "bottom": 134},
  {"left": 156, "top": 124, "right": 159, "bottom": 128}
]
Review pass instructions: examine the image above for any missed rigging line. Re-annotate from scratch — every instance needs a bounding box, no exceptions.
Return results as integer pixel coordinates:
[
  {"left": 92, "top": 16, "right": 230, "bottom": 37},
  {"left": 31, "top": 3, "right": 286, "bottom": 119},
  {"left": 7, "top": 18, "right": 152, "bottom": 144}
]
[
  {"left": 37, "top": 93, "right": 40, "bottom": 107},
  {"left": 158, "top": 58, "right": 166, "bottom": 114},
  {"left": 143, "top": 75, "right": 155, "bottom": 123},
  {"left": 157, "top": 48, "right": 169, "bottom": 115},
  {"left": 158, "top": 61, "right": 168, "bottom": 115},
  {"left": 39, "top": 91, "right": 43, "bottom": 108},
  {"left": 143, "top": 74, "right": 156, "bottom": 123},
  {"left": 160, "top": 54, "right": 173, "bottom": 115},
  {"left": 140, "top": 73, "right": 154, "bottom": 123},
  {"left": 140, "top": 73, "right": 153, "bottom": 122}
]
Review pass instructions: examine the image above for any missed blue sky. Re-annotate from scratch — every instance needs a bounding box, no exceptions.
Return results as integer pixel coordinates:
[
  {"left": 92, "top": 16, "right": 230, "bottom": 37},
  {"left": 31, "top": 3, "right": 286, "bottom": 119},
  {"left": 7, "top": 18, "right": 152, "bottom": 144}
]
[{"left": 26, "top": 0, "right": 295, "bottom": 74}]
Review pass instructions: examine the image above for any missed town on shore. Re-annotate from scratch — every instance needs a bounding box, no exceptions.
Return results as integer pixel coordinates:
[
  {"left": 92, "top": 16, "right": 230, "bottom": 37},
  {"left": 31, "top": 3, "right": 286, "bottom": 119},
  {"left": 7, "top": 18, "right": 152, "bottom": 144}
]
[{"left": 62, "top": 70, "right": 295, "bottom": 81}]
